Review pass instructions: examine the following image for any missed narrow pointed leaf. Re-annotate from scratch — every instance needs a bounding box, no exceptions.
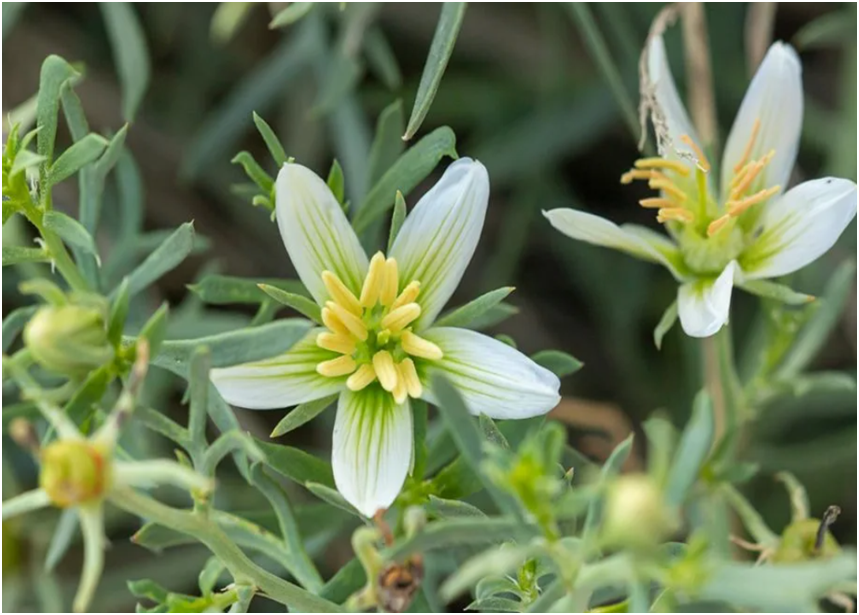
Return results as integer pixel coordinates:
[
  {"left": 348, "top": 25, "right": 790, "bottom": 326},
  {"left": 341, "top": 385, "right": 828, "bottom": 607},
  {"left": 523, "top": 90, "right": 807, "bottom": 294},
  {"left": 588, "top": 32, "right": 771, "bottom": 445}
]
[
  {"left": 2, "top": 246, "right": 49, "bottom": 266},
  {"left": 43, "top": 211, "right": 100, "bottom": 263},
  {"left": 270, "top": 395, "right": 337, "bottom": 437},
  {"left": 121, "top": 222, "right": 194, "bottom": 297},
  {"left": 654, "top": 300, "right": 678, "bottom": 350},
  {"left": 665, "top": 391, "right": 714, "bottom": 508},
  {"left": 257, "top": 284, "right": 321, "bottom": 323},
  {"left": 252, "top": 112, "right": 288, "bottom": 166},
  {"left": 188, "top": 275, "right": 308, "bottom": 305},
  {"left": 435, "top": 287, "right": 515, "bottom": 328},
  {"left": 387, "top": 190, "right": 407, "bottom": 253},
  {"left": 269, "top": 2, "right": 314, "bottom": 29},
  {"left": 101, "top": 2, "right": 151, "bottom": 121},
  {"left": 531, "top": 350, "right": 583, "bottom": 378},
  {"left": 740, "top": 279, "right": 815, "bottom": 305},
  {"left": 255, "top": 439, "right": 335, "bottom": 488}
]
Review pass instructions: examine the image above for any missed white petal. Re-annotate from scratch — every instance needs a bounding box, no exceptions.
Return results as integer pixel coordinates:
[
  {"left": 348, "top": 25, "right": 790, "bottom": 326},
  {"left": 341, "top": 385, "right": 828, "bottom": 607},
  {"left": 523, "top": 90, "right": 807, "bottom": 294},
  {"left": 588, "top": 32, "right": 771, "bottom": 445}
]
[
  {"left": 741, "top": 178, "right": 857, "bottom": 280},
  {"left": 544, "top": 208, "right": 687, "bottom": 280},
  {"left": 390, "top": 158, "right": 489, "bottom": 330},
  {"left": 421, "top": 327, "right": 561, "bottom": 419},
  {"left": 648, "top": 35, "right": 701, "bottom": 168},
  {"left": 210, "top": 329, "right": 344, "bottom": 409},
  {"left": 276, "top": 163, "right": 369, "bottom": 304},
  {"left": 720, "top": 42, "right": 802, "bottom": 199},
  {"left": 677, "top": 261, "right": 738, "bottom": 338},
  {"left": 332, "top": 388, "right": 412, "bottom": 517}
]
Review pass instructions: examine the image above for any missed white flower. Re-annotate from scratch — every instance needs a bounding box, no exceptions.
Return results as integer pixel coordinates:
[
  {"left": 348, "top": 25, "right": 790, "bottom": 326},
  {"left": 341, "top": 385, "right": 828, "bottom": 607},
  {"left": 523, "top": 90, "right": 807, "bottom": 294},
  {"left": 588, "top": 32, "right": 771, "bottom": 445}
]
[
  {"left": 210, "top": 158, "right": 561, "bottom": 517},
  {"left": 2, "top": 353, "right": 211, "bottom": 613},
  {"left": 545, "top": 38, "right": 857, "bottom": 338}
]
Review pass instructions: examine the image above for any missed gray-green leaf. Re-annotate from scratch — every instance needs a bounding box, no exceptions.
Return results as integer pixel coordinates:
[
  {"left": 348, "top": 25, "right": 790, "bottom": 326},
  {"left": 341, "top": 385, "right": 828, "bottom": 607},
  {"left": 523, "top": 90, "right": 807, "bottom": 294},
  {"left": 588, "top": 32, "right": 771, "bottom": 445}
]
[{"left": 101, "top": 2, "right": 151, "bottom": 121}]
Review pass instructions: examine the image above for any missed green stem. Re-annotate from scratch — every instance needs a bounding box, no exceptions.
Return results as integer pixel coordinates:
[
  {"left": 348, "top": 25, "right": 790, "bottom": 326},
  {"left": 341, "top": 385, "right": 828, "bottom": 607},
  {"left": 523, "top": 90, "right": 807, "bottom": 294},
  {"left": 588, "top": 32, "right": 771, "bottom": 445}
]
[
  {"left": 109, "top": 489, "right": 344, "bottom": 613},
  {"left": 41, "top": 230, "right": 90, "bottom": 293},
  {"left": 703, "top": 327, "right": 743, "bottom": 449}
]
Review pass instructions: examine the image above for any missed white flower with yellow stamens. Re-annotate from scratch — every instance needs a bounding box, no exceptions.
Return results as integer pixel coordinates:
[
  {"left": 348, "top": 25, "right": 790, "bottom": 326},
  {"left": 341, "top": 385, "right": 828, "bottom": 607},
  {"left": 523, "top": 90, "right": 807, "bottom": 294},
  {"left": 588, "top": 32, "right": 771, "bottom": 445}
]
[
  {"left": 210, "top": 158, "right": 561, "bottom": 517},
  {"left": 545, "top": 37, "right": 857, "bottom": 338}
]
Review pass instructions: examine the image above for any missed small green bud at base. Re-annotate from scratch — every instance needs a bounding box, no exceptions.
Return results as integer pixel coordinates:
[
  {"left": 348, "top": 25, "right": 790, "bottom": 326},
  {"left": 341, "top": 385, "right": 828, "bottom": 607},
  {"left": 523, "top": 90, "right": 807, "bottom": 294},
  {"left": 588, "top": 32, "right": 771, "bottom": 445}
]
[
  {"left": 772, "top": 518, "right": 841, "bottom": 563},
  {"left": 39, "top": 441, "right": 112, "bottom": 508},
  {"left": 602, "top": 474, "right": 676, "bottom": 550},
  {"left": 24, "top": 305, "right": 114, "bottom": 377}
]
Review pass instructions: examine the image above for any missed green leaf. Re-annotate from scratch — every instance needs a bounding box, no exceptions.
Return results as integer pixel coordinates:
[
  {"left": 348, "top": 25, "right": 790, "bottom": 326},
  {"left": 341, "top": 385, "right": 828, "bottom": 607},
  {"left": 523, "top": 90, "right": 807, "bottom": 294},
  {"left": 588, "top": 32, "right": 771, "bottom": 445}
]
[
  {"left": 304, "top": 481, "right": 362, "bottom": 518},
  {"left": 384, "top": 517, "right": 535, "bottom": 561},
  {"left": 101, "top": 2, "right": 151, "bottom": 121},
  {"left": 269, "top": 2, "right": 314, "bottom": 29},
  {"left": 45, "top": 508, "right": 78, "bottom": 572},
  {"left": 252, "top": 111, "right": 288, "bottom": 167},
  {"left": 363, "top": 28, "right": 402, "bottom": 91},
  {"left": 387, "top": 190, "right": 407, "bottom": 253},
  {"left": 47, "top": 133, "right": 107, "bottom": 186},
  {"left": 202, "top": 431, "right": 266, "bottom": 475},
  {"left": 231, "top": 151, "right": 274, "bottom": 192},
  {"left": 155, "top": 319, "right": 311, "bottom": 370},
  {"left": 654, "top": 300, "right": 678, "bottom": 350},
  {"left": 435, "top": 287, "right": 515, "bottom": 328},
  {"left": 10, "top": 149, "right": 46, "bottom": 178},
  {"left": 2, "top": 246, "right": 49, "bottom": 266},
  {"left": 740, "top": 279, "right": 815, "bottom": 305},
  {"left": 352, "top": 126, "right": 457, "bottom": 233},
  {"left": 478, "top": 414, "right": 509, "bottom": 449},
  {"left": 326, "top": 159, "right": 346, "bottom": 205},
  {"left": 441, "top": 544, "right": 533, "bottom": 602},
  {"left": 2, "top": 306, "right": 37, "bottom": 352},
  {"left": 403, "top": 3, "right": 467, "bottom": 140},
  {"left": 210, "top": 2, "right": 254, "bottom": 44},
  {"left": 188, "top": 346, "right": 211, "bottom": 454},
  {"left": 368, "top": 99, "right": 405, "bottom": 185},
  {"left": 531, "top": 350, "right": 583, "bottom": 378},
  {"left": 139, "top": 303, "right": 169, "bottom": 358},
  {"left": 188, "top": 275, "right": 308, "bottom": 305},
  {"left": 467, "top": 302, "right": 519, "bottom": 330},
  {"left": 138, "top": 408, "right": 191, "bottom": 448},
  {"left": 642, "top": 414, "right": 676, "bottom": 487},
  {"left": 426, "top": 495, "right": 486, "bottom": 519},
  {"left": 776, "top": 260, "right": 856, "bottom": 379},
  {"left": 128, "top": 579, "right": 170, "bottom": 603},
  {"left": 257, "top": 284, "right": 321, "bottom": 323},
  {"left": 122, "top": 222, "right": 195, "bottom": 297},
  {"left": 793, "top": 10, "right": 856, "bottom": 50},
  {"left": 108, "top": 278, "right": 130, "bottom": 346},
  {"left": 270, "top": 395, "right": 337, "bottom": 437},
  {"left": 582, "top": 434, "right": 633, "bottom": 543},
  {"left": 197, "top": 557, "right": 225, "bottom": 596},
  {"left": 36, "top": 55, "right": 81, "bottom": 184},
  {"left": 665, "top": 390, "right": 714, "bottom": 508},
  {"left": 255, "top": 439, "right": 335, "bottom": 488},
  {"left": 64, "top": 365, "right": 113, "bottom": 425},
  {"left": 43, "top": 211, "right": 100, "bottom": 263},
  {"left": 319, "top": 558, "right": 366, "bottom": 604},
  {"left": 412, "top": 399, "right": 428, "bottom": 480}
]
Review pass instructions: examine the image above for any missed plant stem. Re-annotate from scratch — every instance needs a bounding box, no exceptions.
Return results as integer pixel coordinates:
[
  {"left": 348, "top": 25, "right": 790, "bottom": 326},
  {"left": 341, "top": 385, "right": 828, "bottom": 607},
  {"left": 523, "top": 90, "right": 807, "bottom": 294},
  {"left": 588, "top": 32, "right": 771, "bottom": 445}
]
[
  {"left": 41, "top": 230, "right": 90, "bottom": 293},
  {"left": 704, "top": 327, "right": 743, "bottom": 451},
  {"left": 109, "top": 489, "right": 344, "bottom": 613}
]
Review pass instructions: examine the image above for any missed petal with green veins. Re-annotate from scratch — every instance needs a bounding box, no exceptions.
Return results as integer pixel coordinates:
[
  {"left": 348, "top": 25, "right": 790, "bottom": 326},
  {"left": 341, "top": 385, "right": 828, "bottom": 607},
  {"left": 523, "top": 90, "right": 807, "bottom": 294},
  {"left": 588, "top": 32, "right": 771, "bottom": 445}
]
[{"left": 677, "top": 261, "right": 738, "bottom": 338}]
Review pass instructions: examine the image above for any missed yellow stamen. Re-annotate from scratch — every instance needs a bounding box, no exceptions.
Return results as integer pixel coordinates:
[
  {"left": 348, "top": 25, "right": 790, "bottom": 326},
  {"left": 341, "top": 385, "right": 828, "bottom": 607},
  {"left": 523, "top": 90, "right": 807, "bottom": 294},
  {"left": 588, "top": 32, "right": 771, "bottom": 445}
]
[
  {"left": 400, "top": 331, "right": 443, "bottom": 360},
  {"left": 733, "top": 118, "right": 761, "bottom": 173},
  {"left": 730, "top": 161, "right": 753, "bottom": 189},
  {"left": 360, "top": 252, "right": 386, "bottom": 308},
  {"left": 679, "top": 135, "right": 710, "bottom": 172},
  {"left": 322, "top": 271, "right": 362, "bottom": 315},
  {"left": 321, "top": 307, "right": 351, "bottom": 337},
  {"left": 316, "top": 332, "right": 356, "bottom": 355},
  {"left": 325, "top": 301, "right": 368, "bottom": 341},
  {"left": 620, "top": 169, "right": 654, "bottom": 184},
  {"left": 656, "top": 208, "right": 694, "bottom": 224},
  {"left": 317, "top": 355, "right": 357, "bottom": 377},
  {"left": 391, "top": 281, "right": 420, "bottom": 311},
  {"left": 346, "top": 363, "right": 377, "bottom": 391},
  {"left": 634, "top": 158, "right": 691, "bottom": 176},
  {"left": 707, "top": 215, "right": 732, "bottom": 237},
  {"left": 399, "top": 358, "right": 422, "bottom": 399},
  {"left": 639, "top": 198, "right": 676, "bottom": 209},
  {"left": 372, "top": 350, "right": 398, "bottom": 391},
  {"left": 730, "top": 150, "right": 774, "bottom": 200},
  {"left": 726, "top": 186, "right": 780, "bottom": 216},
  {"left": 380, "top": 303, "right": 421, "bottom": 333},
  {"left": 392, "top": 364, "right": 408, "bottom": 404},
  {"left": 380, "top": 258, "right": 399, "bottom": 307},
  {"left": 648, "top": 178, "right": 688, "bottom": 202}
]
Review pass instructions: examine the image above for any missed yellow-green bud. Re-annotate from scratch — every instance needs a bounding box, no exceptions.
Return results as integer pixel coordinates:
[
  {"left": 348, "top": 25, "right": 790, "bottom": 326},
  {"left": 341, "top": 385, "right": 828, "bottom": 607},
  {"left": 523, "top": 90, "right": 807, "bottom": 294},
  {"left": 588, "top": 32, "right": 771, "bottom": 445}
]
[
  {"left": 772, "top": 518, "right": 840, "bottom": 563},
  {"left": 602, "top": 474, "right": 676, "bottom": 550},
  {"left": 24, "top": 305, "right": 113, "bottom": 377},
  {"left": 39, "top": 440, "right": 111, "bottom": 508}
]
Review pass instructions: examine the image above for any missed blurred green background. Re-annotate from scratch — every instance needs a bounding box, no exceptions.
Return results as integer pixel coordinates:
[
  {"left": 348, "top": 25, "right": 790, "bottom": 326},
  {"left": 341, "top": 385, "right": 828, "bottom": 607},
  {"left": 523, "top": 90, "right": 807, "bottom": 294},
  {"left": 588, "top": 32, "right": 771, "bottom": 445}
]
[{"left": 2, "top": 3, "right": 856, "bottom": 611}]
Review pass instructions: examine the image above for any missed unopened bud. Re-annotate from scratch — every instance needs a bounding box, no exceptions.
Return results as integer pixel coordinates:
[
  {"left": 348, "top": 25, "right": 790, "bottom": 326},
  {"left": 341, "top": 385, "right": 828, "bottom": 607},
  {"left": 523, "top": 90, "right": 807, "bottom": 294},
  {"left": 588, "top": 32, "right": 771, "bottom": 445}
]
[
  {"left": 602, "top": 474, "right": 676, "bottom": 550},
  {"left": 24, "top": 305, "right": 113, "bottom": 377},
  {"left": 772, "top": 516, "right": 840, "bottom": 563},
  {"left": 39, "top": 440, "right": 111, "bottom": 507}
]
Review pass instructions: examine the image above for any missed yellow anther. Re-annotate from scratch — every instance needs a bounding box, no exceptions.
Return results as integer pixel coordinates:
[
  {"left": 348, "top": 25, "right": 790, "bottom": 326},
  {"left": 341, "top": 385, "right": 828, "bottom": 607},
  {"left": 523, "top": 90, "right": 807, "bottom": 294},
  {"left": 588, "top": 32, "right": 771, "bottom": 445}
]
[
  {"left": 380, "top": 258, "right": 399, "bottom": 307},
  {"left": 400, "top": 331, "right": 443, "bottom": 360},
  {"left": 726, "top": 186, "right": 781, "bottom": 216},
  {"left": 679, "top": 135, "right": 710, "bottom": 172},
  {"left": 360, "top": 252, "right": 386, "bottom": 308},
  {"left": 707, "top": 215, "right": 732, "bottom": 237},
  {"left": 317, "top": 354, "right": 357, "bottom": 377},
  {"left": 325, "top": 301, "right": 368, "bottom": 341},
  {"left": 392, "top": 366, "right": 408, "bottom": 404},
  {"left": 648, "top": 178, "right": 688, "bottom": 202},
  {"left": 656, "top": 207, "right": 694, "bottom": 224},
  {"left": 399, "top": 358, "right": 422, "bottom": 399},
  {"left": 620, "top": 169, "right": 653, "bottom": 184},
  {"left": 639, "top": 197, "right": 676, "bottom": 209},
  {"left": 634, "top": 158, "right": 691, "bottom": 176},
  {"left": 730, "top": 161, "right": 753, "bottom": 189},
  {"left": 372, "top": 350, "right": 398, "bottom": 392},
  {"left": 391, "top": 281, "right": 421, "bottom": 311},
  {"left": 729, "top": 161, "right": 764, "bottom": 200},
  {"left": 316, "top": 331, "right": 356, "bottom": 355},
  {"left": 733, "top": 118, "right": 761, "bottom": 173},
  {"left": 380, "top": 303, "right": 421, "bottom": 333},
  {"left": 321, "top": 307, "right": 351, "bottom": 337},
  {"left": 346, "top": 363, "right": 377, "bottom": 391},
  {"left": 322, "top": 271, "right": 362, "bottom": 315}
]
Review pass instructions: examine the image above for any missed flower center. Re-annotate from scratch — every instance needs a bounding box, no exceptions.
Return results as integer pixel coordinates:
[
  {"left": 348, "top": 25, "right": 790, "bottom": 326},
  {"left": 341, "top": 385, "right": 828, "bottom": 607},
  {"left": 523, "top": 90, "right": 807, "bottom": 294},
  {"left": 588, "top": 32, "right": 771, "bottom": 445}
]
[
  {"left": 621, "top": 119, "right": 781, "bottom": 272},
  {"left": 315, "top": 251, "right": 443, "bottom": 404},
  {"left": 39, "top": 440, "right": 111, "bottom": 508}
]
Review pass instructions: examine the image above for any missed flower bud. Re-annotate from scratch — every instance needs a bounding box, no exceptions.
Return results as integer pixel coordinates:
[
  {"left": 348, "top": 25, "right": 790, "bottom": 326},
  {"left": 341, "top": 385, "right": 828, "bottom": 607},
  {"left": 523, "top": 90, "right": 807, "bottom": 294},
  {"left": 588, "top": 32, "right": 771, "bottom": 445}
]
[
  {"left": 772, "top": 518, "right": 840, "bottom": 563},
  {"left": 24, "top": 305, "right": 114, "bottom": 377},
  {"left": 39, "top": 441, "right": 111, "bottom": 508},
  {"left": 602, "top": 474, "right": 676, "bottom": 550}
]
